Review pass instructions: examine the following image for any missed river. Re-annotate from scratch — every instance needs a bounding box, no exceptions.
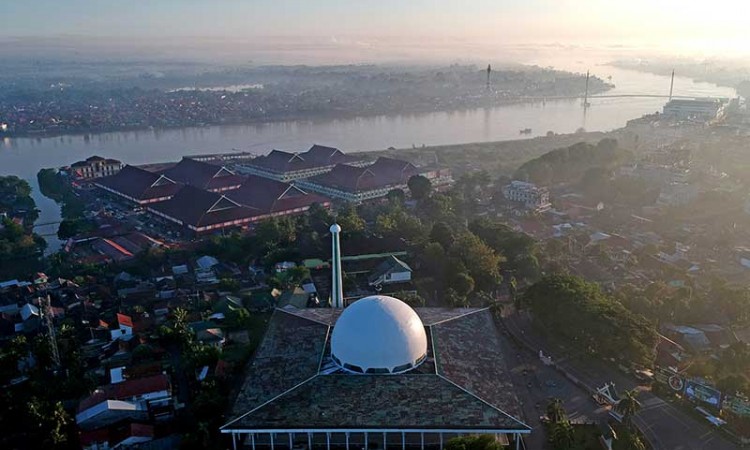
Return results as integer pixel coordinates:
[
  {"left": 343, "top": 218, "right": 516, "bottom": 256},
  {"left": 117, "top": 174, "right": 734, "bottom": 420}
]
[{"left": 0, "top": 63, "right": 736, "bottom": 251}]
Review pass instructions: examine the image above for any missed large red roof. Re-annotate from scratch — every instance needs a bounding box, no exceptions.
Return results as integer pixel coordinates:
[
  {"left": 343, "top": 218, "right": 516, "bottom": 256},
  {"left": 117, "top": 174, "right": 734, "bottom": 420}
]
[
  {"left": 148, "top": 185, "right": 258, "bottom": 230},
  {"left": 226, "top": 175, "right": 330, "bottom": 214},
  {"left": 161, "top": 158, "right": 244, "bottom": 192},
  {"left": 248, "top": 145, "right": 360, "bottom": 174},
  {"left": 307, "top": 157, "right": 418, "bottom": 193},
  {"left": 95, "top": 165, "right": 182, "bottom": 202}
]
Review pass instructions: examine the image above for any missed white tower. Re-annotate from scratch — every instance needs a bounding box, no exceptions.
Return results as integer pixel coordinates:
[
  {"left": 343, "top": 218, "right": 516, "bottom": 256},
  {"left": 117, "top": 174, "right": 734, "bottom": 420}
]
[{"left": 330, "top": 223, "right": 344, "bottom": 308}]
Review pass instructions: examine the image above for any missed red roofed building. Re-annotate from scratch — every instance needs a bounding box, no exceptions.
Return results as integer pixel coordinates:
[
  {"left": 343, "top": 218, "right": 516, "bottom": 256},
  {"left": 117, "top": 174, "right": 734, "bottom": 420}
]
[
  {"left": 111, "top": 313, "right": 134, "bottom": 340},
  {"left": 226, "top": 175, "right": 330, "bottom": 216},
  {"left": 148, "top": 185, "right": 259, "bottom": 234},
  {"left": 95, "top": 165, "right": 182, "bottom": 205},
  {"left": 298, "top": 157, "right": 419, "bottom": 203},
  {"left": 148, "top": 178, "right": 330, "bottom": 234},
  {"left": 161, "top": 158, "right": 245, "bottom": 192},
  {"left": 239, "top": 145, "right": 367, "bottom": 182}
]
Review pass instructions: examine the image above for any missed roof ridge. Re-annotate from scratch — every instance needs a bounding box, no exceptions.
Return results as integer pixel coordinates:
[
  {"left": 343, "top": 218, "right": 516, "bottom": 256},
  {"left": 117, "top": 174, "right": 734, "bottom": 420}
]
[
  {"left": 435, "top": 373, "right": 530, "bottom": 431},
  {"left": 221, "top": 374, "right": 320, "bottom": 430},
  {"left": 278, "top": 307, "right": 335, "bottom": 326},
  {"left": 427, "top": 307, "right": 489, "bottom": 326}
]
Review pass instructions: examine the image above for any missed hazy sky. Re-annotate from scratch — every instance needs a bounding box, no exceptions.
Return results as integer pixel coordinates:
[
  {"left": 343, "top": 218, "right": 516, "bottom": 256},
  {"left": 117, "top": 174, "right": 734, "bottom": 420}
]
[{"left": 3, "top": 1, "right": 749, "bottom": 59}]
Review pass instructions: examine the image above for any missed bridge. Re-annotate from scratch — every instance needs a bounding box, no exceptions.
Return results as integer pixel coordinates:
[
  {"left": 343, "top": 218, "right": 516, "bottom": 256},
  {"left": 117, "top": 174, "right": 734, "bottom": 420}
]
[
  {"left": 33, "top": 220, "right": 63, "bottom": 228},
  {"left": 512, "top": 94, "right": 724, "bottom": 101},
  {"left": 502, "top": 69, "right": 730, "bottom": 106}
]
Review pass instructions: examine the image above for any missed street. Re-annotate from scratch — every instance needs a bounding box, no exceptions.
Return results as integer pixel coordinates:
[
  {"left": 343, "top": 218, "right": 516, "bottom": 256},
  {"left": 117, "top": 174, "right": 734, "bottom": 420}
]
[{"left": 501, "top": 309, "right": 739, "bottom": 450}]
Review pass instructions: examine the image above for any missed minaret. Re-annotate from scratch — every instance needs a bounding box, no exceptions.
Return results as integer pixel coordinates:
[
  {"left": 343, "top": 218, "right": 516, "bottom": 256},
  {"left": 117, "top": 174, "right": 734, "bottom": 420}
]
[{"left": 330, "top": 223, "right": 344, "bottom": 308}]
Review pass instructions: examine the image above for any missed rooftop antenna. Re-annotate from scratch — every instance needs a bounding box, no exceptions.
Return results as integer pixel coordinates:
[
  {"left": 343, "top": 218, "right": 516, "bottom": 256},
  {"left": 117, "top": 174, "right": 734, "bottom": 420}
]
[
  {"left": 486, "top": 64, "right": 491, "bottom": 91},
  {"left": 330, "top": 223, "right": 344, "bottom": 308},
  {"left": 669, "top": 69, "right": 675, "bottom": 101},
  {"left": 42, "top": 295, "right": 61, "bottom": 369}
]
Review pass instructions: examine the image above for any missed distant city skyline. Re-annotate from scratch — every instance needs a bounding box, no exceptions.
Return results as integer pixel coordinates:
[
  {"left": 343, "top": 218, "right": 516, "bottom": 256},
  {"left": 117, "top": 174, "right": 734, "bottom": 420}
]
[{"left": 3, "top": 0, "right": 749, "bottom": 59}]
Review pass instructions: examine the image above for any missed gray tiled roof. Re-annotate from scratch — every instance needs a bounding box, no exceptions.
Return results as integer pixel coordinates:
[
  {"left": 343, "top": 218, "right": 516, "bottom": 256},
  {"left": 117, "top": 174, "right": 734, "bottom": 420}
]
[
  {"left": 225, "top": 308, "right": 528, "bottom": 432},
  {"left": 230, "top": 310, "right": 329, "bottom": 414},
  {"left": 226, "top": 374, "right": 527, "bottom": 431}
]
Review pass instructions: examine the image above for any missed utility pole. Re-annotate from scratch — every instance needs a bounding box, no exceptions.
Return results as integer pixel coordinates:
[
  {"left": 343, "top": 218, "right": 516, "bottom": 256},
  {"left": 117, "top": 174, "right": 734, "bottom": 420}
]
[{"left": 669, "top": 69, "right": 675, "bottom": 101}]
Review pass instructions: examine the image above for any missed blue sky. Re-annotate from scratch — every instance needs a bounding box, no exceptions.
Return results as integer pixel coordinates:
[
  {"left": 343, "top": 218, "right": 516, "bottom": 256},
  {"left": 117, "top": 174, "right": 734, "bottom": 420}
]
[{"left": 3, "top": 1, "right": 749, "bottom": 56}]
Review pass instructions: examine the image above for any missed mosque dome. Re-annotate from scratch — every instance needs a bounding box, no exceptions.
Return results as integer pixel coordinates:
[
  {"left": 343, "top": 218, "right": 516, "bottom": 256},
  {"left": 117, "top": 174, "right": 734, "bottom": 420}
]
[{"left": 331, "top": 295, "right": 427, "bottom": 374}]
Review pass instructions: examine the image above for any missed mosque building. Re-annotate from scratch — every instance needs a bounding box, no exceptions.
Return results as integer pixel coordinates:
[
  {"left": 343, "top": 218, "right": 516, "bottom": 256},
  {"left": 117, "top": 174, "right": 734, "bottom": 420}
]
[{"left": 221, "top": 225, "right": 530, "bottom": 449}]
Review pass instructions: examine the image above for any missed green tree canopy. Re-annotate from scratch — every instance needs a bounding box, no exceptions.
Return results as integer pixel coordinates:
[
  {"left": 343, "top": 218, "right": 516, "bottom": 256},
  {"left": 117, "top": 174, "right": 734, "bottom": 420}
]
[
  {"left": 407, "top": 174, "right": 432, "bottom": 200},
  {"left": 523, "top": 275, "right": 658, "bottom": 366}
]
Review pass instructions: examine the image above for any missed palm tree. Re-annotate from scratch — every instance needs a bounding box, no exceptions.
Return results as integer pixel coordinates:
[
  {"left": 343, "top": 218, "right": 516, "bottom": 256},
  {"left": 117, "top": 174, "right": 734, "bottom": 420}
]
[
  {"left": 622, "top": 430, "right": 646, "bottom": 450},
  {"left": 616, "top": 389, "right": 642, "bottom": 428},
  {"left": 546, "top": 398, "right": 567, "bottom": 424},
  {"left": 549, "top": 419, "right": 575, "bottom": 450}
]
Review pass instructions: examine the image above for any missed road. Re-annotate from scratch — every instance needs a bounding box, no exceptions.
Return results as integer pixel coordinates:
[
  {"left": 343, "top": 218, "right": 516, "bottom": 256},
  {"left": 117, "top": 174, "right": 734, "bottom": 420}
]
[
  {"left": 497, "top": 327, "right": 611, "bottom": 450},
  {"left": 502, "top": 309, "right": 739, "bottom": 450}
]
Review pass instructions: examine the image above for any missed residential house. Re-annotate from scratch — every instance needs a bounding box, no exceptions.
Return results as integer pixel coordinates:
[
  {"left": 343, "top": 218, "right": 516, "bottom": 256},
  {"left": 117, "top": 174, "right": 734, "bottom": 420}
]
[{"left": 367, "top": 256, "right": 413, "bottom": 287}]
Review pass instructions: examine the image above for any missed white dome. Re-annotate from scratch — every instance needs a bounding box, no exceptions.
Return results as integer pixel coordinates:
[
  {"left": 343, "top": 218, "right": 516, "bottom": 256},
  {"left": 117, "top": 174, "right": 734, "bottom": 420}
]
[{"left": 331, "top": 295, "right": 427, "bottom": 374}]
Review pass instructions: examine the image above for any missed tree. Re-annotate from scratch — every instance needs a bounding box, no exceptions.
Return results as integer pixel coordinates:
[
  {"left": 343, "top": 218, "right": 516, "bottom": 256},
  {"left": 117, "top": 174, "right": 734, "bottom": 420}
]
[
  {"left": 720, "top": 342, "right": 750, "bottom": 375},
  {"left": 336, "top": 204, "right": 365, "bottom": 233},
  {"left": 616, "top": 389, "right": 642, "bottom": 428},
  {"left": 523, "top": 275, "right": 658, "bottom": 366},
  {"left": 281, "top": 265, "right": 311, "bottom": 289},
  {"left": 307, "top": 202, "right": 334, "bottom": 235},
  {"left": 375, "top": 208, "right": 426, "bottom": 242},
  {"left": 549, "top": 420, "right": 574, "bottom": 450},
  {"left": 255, "top": 216, "right": 297, "bottom": 249},
  {"left": 430, "top": 222, "right": 454, "bottom": 250},
  {"left": 386, "top": 188, "right": 405, "bottom": 204},
  {"left": 621, "top": 430, "right": 646, "bottom": 450},
  {"left": 392, "top": 290, "right": 426, "bottom": 307},
  {"left": 449, "top": 232, "right": 502, "bottom": 292},
  {"left": 218, "top": 278, "right": 240, "bottom": 292},
  {"left": 407, "top": 174, "right": 432, "bottom": 200},
  {"left": 546, "top": 398, "right": 567, "bottom": 424},
  {"left": 444, "top": 434, "right": 503, "bottom": 450},
  {"left": 419, "top": 242, "right": 447, "bottom": 280},
  {"left": 450, "top": 272, "right": 475, "bottom": 298},
  {"left": 469, "top": 218, "right": 539, "bottom": 281},
  {"left": 26, "top": 398, "right": 70, "bottom": 446},
  {"left": 717, "top": 374, "right": 749, "bottom": 398}
]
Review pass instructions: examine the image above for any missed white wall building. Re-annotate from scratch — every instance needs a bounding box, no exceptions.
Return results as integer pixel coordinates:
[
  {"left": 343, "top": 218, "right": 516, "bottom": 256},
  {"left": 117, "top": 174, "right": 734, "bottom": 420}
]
[{"left": 502, "top": 181, "right": 551, "bottom": 212}]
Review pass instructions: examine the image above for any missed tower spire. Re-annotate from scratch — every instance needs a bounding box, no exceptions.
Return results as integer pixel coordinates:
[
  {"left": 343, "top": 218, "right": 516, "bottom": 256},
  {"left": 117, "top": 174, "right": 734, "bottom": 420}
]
[
  {"left": 583, "top": 70, "right": 590, "bottom": 108},
  {"left": 330, "top": 223, "right": 344, "bottom": 308},
  {"left": 669, "top": 69, "right": 675, "bottom": 100}
]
